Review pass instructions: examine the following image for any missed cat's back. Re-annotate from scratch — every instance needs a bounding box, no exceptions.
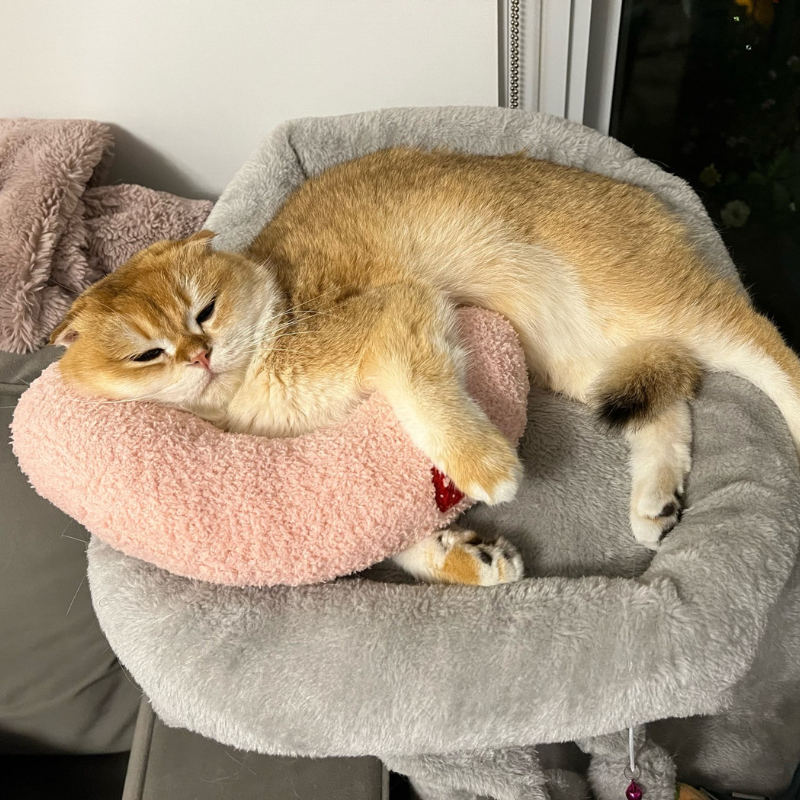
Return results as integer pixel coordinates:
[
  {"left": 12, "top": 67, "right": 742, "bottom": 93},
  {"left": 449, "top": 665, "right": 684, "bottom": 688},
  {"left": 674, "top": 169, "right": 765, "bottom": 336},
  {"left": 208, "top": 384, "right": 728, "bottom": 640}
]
[
  {"left": 262, "top": 145, "right": 664, "bottom": 225},
  {"left": 256, "top": 147, "right": 582, "bottom": 238},
  {"left": 247, "top": 146, "right": 689, "bottom": 293}
]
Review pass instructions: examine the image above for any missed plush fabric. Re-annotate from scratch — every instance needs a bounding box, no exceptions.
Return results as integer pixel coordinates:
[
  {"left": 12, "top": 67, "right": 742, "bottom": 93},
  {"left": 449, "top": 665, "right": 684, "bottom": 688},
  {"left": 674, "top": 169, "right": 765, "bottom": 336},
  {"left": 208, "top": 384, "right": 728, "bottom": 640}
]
[
  {"left": 81, "top": 107, "right": 800, "bottom": 800},
  {"left": 0, "top": 348, "right": 141, "bottom": 754},
  {"left": 13, "top": 309, "right": 528, "bottom": 586},
  {"left": 0, "top": 118, "right": 212, "bottom": 353}
]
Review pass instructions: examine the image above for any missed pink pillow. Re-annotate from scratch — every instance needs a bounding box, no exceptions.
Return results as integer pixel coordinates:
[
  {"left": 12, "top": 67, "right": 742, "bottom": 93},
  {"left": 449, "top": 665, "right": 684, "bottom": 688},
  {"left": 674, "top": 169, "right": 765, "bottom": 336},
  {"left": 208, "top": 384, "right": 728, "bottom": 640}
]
[{"left": 12, "top": 308, "right": 528, "bottom": 587}]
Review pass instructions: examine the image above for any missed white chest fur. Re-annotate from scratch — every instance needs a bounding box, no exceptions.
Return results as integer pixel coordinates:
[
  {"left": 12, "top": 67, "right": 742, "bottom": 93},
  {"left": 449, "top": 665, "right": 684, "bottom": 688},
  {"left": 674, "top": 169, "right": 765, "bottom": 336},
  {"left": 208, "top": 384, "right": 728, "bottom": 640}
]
[{"left": 224, "top": 362, "right": 363, "bottom": 438}]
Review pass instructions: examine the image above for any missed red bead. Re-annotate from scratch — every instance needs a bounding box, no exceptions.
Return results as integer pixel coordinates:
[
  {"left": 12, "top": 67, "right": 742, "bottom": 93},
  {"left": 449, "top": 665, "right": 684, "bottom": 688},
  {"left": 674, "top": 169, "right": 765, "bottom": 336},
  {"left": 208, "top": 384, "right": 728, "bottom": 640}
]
[
  {"left": 626, "top": 781, "right": 643, "bottom": 800},
  {"left": 431, "top": 467, "right": 465, "bottom": 512}
]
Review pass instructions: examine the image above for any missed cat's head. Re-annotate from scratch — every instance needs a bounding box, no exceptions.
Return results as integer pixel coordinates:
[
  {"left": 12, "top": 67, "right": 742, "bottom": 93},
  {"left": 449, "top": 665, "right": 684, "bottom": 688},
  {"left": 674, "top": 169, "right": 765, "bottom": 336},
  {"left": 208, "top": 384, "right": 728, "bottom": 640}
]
[{"left": 51, "top": 231, "right": 281, "bottom": 413}]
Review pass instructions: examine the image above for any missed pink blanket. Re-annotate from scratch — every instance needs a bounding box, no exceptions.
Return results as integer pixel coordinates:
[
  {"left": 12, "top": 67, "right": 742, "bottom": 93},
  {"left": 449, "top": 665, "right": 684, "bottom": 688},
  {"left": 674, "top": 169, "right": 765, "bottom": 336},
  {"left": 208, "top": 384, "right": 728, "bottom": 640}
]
[
  {"left": 12, "top": 308, "right": 529, "bottom": 587},
  {"left": 0, "top": 119, "right": 212, "bottom": 353}
]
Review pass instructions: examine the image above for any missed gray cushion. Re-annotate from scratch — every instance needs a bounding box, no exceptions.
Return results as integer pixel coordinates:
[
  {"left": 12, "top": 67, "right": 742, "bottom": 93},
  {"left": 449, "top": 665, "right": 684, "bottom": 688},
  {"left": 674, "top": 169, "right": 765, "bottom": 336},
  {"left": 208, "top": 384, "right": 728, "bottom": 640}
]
[{"left": 0, "top": 347, "right": 140, "bottom": 754}]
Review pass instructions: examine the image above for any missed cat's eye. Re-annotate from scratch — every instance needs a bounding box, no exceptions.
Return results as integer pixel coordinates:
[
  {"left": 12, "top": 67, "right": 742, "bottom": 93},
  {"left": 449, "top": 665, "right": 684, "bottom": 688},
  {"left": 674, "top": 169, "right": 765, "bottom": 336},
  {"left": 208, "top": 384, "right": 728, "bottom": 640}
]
[
  {"left": 196, "top": 299, "right": 216, "bottom": 325},
  {"left": 131, "top": 348, "right": 164, "bottom": 363}
]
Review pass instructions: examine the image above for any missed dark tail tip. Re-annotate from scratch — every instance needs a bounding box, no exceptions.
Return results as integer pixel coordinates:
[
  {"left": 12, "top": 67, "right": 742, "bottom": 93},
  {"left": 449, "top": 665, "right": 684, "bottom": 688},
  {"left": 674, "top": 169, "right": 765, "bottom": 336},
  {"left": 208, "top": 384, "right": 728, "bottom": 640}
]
[
  {"left": 597, "top": 391, "right": 652, "bottom": 430},
  {"left": 593, "top": 342, "right": 702, "bottom": 432}
]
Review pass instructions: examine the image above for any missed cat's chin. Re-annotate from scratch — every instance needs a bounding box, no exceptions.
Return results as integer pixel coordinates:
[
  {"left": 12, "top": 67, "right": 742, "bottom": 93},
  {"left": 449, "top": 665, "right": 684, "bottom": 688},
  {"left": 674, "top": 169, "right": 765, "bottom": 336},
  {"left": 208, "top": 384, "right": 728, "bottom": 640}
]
[
  {"left": 177, "top": 394, "right": 231, "bottom": 427},
  {"left": 188, "top": 404, "right": 230, "bottom": 429},
  {"left": 177, "top": 368, "right": 246, "bottom": 422}
]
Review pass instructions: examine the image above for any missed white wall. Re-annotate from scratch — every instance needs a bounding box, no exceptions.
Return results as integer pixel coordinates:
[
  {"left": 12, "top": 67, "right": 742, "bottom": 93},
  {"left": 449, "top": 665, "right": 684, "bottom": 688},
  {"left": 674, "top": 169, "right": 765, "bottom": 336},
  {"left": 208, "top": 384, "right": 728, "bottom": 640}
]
[{"left": 1, "top": 0, "right": 498, "bottom": 198}]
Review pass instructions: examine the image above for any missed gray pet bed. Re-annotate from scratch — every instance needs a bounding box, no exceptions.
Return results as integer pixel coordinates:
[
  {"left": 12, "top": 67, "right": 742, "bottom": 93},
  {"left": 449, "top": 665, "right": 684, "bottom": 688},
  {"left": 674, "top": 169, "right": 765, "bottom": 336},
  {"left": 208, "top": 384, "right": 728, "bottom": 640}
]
[{"left": 87, "top": 108, "right": 800, "bottom": 800}]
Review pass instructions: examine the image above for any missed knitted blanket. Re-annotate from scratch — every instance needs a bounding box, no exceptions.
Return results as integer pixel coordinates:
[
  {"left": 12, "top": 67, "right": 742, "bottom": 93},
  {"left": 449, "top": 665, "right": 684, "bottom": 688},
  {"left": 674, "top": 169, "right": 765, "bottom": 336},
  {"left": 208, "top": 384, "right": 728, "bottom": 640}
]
[{"left": 0, "top": 118, "right": 211, "bottom": 353}]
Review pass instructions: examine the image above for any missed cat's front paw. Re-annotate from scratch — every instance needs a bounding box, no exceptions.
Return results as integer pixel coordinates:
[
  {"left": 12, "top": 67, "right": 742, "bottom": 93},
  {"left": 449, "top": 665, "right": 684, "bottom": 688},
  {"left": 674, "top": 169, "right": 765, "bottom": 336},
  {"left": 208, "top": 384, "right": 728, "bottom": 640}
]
[{"left": 440, "top": 428, "right": 522, "bottom": 506}]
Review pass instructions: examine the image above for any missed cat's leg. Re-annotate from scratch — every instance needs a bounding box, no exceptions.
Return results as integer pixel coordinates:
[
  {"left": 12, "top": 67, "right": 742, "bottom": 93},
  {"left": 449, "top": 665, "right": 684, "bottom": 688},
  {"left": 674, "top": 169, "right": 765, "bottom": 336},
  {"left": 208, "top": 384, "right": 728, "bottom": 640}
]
[
  {"left": 392, "top": 529, "right": 524, "bottom": 585},
  {"left": 625, "top": 400, "right": 692, "bottom": 549},
  {"left": 591, "top": 340, "right": 701, "bottom": 549},
  {"left": 361, "top": 284, "right": 522, "bottom": 505}
]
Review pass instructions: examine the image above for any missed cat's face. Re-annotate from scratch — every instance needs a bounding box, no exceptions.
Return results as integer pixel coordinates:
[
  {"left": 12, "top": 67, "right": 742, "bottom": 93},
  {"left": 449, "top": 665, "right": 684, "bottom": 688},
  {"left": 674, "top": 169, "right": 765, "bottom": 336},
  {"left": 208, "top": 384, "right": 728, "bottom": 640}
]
[{"left": 51, "top": 231, "right": 281, "bottom": 412}]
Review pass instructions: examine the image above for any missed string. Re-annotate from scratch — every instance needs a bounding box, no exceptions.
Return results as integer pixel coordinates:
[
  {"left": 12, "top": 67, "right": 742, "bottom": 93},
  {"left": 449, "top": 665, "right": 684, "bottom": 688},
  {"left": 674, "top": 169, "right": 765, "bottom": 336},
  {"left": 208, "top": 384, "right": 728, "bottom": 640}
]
[{"left": 629, "top": 726, "right": 635, "bottom": 773}]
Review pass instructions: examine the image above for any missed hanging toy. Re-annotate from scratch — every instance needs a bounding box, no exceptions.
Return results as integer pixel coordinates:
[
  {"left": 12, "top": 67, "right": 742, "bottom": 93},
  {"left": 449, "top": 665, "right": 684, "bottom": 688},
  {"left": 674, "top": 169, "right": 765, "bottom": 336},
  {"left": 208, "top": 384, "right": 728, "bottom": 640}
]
[{"left": 625, "top": 726, "right": 644, "bottom": 800}]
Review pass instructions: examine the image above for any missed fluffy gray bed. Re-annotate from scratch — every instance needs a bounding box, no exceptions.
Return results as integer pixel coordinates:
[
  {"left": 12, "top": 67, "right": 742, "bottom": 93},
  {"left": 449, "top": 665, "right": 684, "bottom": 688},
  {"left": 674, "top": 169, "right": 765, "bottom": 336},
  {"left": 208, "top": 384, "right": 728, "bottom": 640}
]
[{"left": 87, "top": 107, "right": 800, "bottom": 800}]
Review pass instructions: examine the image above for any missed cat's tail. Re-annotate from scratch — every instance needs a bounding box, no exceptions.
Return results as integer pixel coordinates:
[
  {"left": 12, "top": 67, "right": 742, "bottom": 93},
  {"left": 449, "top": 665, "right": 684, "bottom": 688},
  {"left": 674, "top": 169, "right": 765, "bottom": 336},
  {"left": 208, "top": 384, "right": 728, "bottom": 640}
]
[
  {"left": 696, "top": 302, "right": 800, "bottom": 456},
  {"left": 591, "top": 314, "right": 800, "bottom": 458},
  {"left": 591, "top": 340, "right": 703, "bottom": 431}
]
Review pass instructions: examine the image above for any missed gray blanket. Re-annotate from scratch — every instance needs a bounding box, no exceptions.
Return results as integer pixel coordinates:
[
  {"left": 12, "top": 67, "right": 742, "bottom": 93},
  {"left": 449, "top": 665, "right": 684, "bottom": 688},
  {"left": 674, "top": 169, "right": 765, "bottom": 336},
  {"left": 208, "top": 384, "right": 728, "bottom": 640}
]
[{"left": 87, "top": 108, "right": 800, "bottom": 800}]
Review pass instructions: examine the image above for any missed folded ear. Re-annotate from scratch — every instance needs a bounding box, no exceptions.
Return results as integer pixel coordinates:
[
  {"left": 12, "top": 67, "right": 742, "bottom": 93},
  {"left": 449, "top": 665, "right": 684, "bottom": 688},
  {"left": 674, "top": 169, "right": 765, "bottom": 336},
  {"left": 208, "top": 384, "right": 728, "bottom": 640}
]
[
  {"left": 50, "top": 315, "right": 80, "bottom": 347},
  {"left": 185, "top": 229, "right": 216, "bottom": 250}
]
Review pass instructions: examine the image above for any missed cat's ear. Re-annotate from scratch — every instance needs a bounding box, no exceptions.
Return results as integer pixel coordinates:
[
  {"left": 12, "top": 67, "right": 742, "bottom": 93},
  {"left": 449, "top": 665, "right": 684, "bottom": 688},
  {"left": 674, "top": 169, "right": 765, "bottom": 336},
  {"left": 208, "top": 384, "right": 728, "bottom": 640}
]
[
  {"left": 50, "top": 314, "right": 80, "bottom": 348},
  {"left": 185, "top": 229, "right": 216, "bottom": 251}
]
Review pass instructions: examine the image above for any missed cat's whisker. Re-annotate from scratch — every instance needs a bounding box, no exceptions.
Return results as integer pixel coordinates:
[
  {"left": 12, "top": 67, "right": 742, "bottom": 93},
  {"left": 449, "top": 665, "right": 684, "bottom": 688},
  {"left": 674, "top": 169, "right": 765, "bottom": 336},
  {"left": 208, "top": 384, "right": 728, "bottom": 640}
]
[
  {"left": 65, "top": 574, "right": 86, "bottom": 616},
  {"left": 267, "top": 309, "right": 340, "bottom": 334},
  {"left": 230, "top": 344, "right": 299, "bottom": 356},
  {"left": 222, "top": 306, "right": 341, "bottom": 349},
  {"left": 284, "top": 288, "right": 338, "bottom": 312},
  {"left": 270, "top": 311, "right": 343, "bottom": 336},
  {"left": 282, "top": 307, "right": 340, "bottom": 320},
  {"left": 272, "top": 331, "right": 317, "bottom": 340},
  {"left": 274, "top": 312, "right": 319, "bottom": 326},
  {"left": 92, "top": 300, "right": 120, "bottom": 317},
  {"left": 62, "top": 533, "right": 90, "bottom": 545},
  {"left": 49, "top": 278, "right": 81, "bottom": 296},
  {"left": 74, "top": 396, "right": 152, "bottom": 406},
  {"left": 229, "top": 310, "right": 321, "bottom": 341},
  {"left": 283, "top": 285, "right": 349, "bottom": 315},
  {"left": 269, "top": 319, "right": 307, "bottom": 334}
]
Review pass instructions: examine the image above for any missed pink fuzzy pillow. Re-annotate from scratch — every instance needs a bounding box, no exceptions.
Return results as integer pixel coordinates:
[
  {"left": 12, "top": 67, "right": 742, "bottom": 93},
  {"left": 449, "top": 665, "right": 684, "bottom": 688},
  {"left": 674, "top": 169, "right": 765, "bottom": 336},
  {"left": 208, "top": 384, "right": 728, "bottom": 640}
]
[{"left": 12, "top": 308, "right": 528, "bottom": 587}]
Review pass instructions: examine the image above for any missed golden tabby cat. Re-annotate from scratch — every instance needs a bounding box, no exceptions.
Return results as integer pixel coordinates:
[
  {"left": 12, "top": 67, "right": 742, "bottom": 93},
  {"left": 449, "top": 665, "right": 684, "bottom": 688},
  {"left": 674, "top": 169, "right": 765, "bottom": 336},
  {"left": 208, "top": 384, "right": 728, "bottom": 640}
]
[{"left": 52, "top": 148, "right": 800, "bottom": 584}]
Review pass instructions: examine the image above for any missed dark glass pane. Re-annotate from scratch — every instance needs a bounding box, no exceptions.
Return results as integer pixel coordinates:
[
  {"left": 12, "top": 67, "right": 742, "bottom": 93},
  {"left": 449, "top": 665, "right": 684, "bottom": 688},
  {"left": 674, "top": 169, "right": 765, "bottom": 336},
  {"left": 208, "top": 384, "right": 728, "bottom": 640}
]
[{"left": 611, "top": 0, "right": 800, "bottom": 351}]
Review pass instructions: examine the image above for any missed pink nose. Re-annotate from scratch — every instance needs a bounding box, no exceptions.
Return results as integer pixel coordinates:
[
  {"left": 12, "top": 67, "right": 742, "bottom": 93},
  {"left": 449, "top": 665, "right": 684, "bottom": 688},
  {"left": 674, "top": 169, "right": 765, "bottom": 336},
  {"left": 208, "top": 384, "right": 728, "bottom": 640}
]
[{"left": 189, "top": 349, "right": 211, "bottom": 370}]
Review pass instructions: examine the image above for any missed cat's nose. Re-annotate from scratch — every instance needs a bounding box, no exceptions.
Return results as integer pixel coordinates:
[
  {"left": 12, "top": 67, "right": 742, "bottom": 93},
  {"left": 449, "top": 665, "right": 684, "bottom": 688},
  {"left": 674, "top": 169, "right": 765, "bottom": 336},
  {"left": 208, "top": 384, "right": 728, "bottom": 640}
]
[{"left": 189, "top": 349, "right": 212, "bottom": 370}]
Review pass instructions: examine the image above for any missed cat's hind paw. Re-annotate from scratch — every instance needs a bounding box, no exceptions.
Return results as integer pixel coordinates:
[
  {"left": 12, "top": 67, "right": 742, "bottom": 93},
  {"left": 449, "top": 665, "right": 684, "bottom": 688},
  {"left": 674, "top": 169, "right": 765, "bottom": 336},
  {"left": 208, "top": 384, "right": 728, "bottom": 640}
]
[
  {"left": 630, "top": 491, "right": 683, "bottom": 550},
  {"left": 393, "top": 529, "right": 524, "bottom": 585}
]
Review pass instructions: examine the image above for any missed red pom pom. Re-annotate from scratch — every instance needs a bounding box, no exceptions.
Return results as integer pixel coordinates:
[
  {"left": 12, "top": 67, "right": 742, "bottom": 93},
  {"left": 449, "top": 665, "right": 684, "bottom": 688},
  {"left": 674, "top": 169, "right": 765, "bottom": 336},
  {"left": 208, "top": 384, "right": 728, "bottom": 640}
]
[{"left": 431, "top": 467, "right": 465, "bottom": 512}]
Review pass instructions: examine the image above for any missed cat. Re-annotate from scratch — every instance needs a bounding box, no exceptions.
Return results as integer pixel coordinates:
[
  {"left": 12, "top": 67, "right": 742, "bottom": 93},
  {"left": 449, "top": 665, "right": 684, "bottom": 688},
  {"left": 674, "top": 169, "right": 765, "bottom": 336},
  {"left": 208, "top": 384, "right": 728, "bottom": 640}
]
[{"left": 51, "top": 147, "right": 800, "bottom": 584}]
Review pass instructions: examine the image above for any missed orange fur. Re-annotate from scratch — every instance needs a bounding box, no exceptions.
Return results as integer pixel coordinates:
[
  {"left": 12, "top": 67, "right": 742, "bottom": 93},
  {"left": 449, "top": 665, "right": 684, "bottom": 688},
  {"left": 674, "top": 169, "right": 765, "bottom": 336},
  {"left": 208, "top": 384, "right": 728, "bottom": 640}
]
[{"left": 437, "top": 545, "right": 482, "bottom": 585}]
